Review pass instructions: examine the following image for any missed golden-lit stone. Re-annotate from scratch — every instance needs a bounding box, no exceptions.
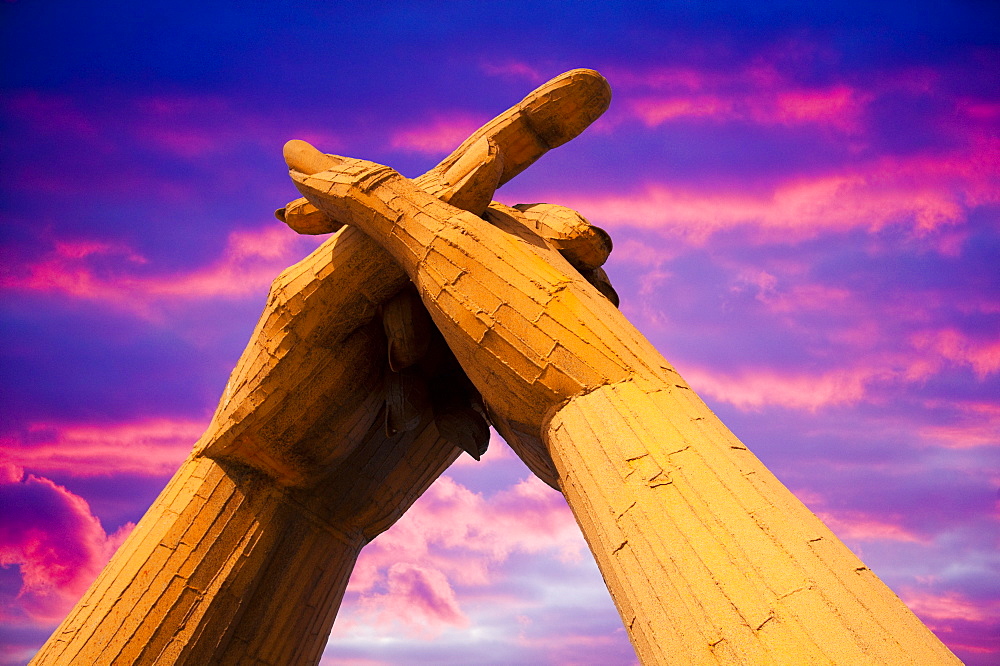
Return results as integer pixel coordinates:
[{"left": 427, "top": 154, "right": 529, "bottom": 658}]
[{"left": 32, "top": 67, "right": 958, "bottom": 666}]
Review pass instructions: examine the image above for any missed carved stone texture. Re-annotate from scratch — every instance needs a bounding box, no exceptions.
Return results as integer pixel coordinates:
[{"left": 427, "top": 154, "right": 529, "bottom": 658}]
[
  {"left": 289, "top": 123, "right": 960, "bottom": 663},
  {"left": 31, "top": 69, "right": 613, "bottom": 665}
]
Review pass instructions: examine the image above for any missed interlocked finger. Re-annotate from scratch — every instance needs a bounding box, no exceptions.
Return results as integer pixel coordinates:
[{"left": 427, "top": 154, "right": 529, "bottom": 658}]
[
  {"left": 512, "top": 202, "right": 612, "bottom": 270},
  {"left": 484, "top": 201, "right": 620, "bottom": 307},
  {"left": 380, "top": 286, "right": 490, "bottom": 459}
]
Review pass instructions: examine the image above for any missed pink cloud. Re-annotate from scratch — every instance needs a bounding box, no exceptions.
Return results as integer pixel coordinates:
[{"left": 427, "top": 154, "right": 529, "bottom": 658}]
[
  {"left": 389, "top": 113, "right": 488, "bottom": 154},
  {"left": 320, "top": 658, "right": 387, "bottom": 666},
  {"left": 0, "top": 240, "right": 147, "bottom": 302},
  {"left": 900, "top": 590, "right": 1000, "bottom": 657},
  {"left": 902, "top": 591, "right": 996, "bottom": 624},
  {"left": 0, "top": 465, "right": 133, "bottom": 623},
  {"left": 767, "top": 85, "right": 864, "bottom": 129},
  {"left": 127, "top": 93, "right": 346, "bottom": 160},
  {"left": 351, "top": 473, "right": 583, "bottom": 588},
  {"left": 341, "top": 468, "right": 586, "bottom": 637},
  {"left": 729, "top": 270, "right": 852, "bottom": 313},
  {"left": 910, "top": 329, "right": 1000, "bottom": 379},
  {"left": 792, "top": 489, "right": 928, "bottom": 545},
  {"left": 357, "top": 563, "right": 468, "bottom": 638},
  {"left": 681, "top": 365, "right": 871, "bottom": 411},
  {"left": 612, "top": 62, "right": 871, "bottom": 132},
  {"left": 629, "top": 84, "right": 868, "bottom": 131},
  {"left": 142, "top": 127, "right": 221, "bottom": 158},
  {"left": 1, "top": 418, "right": 202, "bottom": 477},
  {"left": 602, "top": 65, "right": 713, "bottom": 91},
  {"left": 918, "top": 401, "right": 1000, "bottom": 449},
  {"left": 514, "top": 629, "right": 639, "bottom": 664},
  {"left": 679, "top": 331, "right": 1000, "bottom": 411},
  {"left": 631, "top": 95, "right": 731, "bottom": 124},
  {"left": 2, "top": 225, "right": 324, "bottom": 316},
  {"left": 956, "top": 99, "right": 1000, "bottom": 122},
  {"left": 814, "top": 509, "right": 928, "bottom": 544},
  {"left": 560, "top": 141, "right": 998, "bottom": 245},
  {"left": 6, "top": 90, "right": 343, "bottom": 165}
]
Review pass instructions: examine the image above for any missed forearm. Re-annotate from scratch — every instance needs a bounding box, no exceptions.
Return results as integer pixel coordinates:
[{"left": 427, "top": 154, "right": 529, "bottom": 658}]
[
  {"left": 32, "top": 412, "right": 461, "bottom": 666},
  {"left": 29, "top": 454, "right": 365, "bottom": 666},
  {"left": 546, "top": 380, "right": 959, "bottom": 665},
  {"left": 196, "top": 225, "right": 408, "bottom": 486}
]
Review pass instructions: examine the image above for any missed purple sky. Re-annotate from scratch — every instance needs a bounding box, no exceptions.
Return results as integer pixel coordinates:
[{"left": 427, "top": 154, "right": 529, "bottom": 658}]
[{"left": 1, "top": 1, "right": 998, "bottom": 664}]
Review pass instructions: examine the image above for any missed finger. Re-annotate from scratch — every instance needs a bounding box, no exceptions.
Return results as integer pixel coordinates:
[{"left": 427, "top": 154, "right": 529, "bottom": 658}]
[
  {"left": 424, "top": 69, "right": 611, "bottom": 189},
  {"left": 429, "top": 136, "right": 503, "bottom": 216},
  {"left": 419, "top": 333, "right": 491, "bottom": 460},
  {"left": 280, "top": 69, "right": 611, "bottom": 233},
  {"left": 382, "top": 285, "right": 433, "bottom": 372},
  {"left": 276, "top": 197, "right": 343, "bottom": 235},
  {"left": 436, "top": 406, "right": 490, "bottom": 460},
  {"left": 580, "top": 266, "right": 620, "bottom": 307},
  {"left": 385, "top": 369, "right": 429, "bottom": 436},
  {"left": 481, "top": 203, "right": 619, "bottom": 305},
  {"left": 509, "top": 202, "right": 612, "bottom": 270}
]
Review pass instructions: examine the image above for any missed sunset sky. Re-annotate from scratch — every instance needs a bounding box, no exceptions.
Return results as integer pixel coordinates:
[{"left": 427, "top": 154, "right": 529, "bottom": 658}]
[{"left": 1, "top": 1, "right": 998, "bottom": 664}]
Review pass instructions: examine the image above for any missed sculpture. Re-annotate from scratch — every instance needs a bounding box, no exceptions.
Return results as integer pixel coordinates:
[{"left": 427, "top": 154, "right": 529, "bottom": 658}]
[{"left": 30, "top": 70, "right": 959, "bottom": 665}]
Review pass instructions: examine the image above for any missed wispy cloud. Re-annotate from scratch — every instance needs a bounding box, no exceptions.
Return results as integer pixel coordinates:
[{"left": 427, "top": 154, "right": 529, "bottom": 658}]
[
  {"left": 479, "top": 60, "right": 547, "bottom": 84},
  {"left": 681, "top": 330, "right": 1000, "bottom": 411},
  {"left": 1, "top": 226, "right": 323, "bottom": 317},
  {"left": 559, "top": 142, "right": 998, "bottom": 245},
  {"left": 389, "top": 113, "right": 488, "bottom": 155},
  {"left": 630, "top": 84, "right": 868, "bottom": 132},
  {"left": 900, "top": 590, "right": 1000, "bottom": 658},
  {"left": 917, "top": 402, "right": 1000, "bottom": 449},
  {"left": 815, "top": 509, "right": 929, "bottom": 544},
  {"left": 682, "top": 365, "right": 871, "bottom": 411},
  {"left": 1, "top": 419, "right": 202, "bottom": 478},
  {"left": 602, "top": 63, "right": 872, "bottom": 133},
  {"left": 910, "top": 329, "right": 1000, "bottom": 380}
]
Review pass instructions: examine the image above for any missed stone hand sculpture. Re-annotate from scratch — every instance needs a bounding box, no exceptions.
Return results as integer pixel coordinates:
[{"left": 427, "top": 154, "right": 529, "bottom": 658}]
[{"left": 31, "top": 68, "right": 960, "bottom": 666}]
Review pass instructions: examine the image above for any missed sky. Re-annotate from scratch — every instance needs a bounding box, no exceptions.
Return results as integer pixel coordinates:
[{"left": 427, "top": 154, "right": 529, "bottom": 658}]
[{"left": 0, "top": 0, "right": 997, "bottom": 664}]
